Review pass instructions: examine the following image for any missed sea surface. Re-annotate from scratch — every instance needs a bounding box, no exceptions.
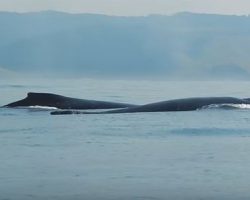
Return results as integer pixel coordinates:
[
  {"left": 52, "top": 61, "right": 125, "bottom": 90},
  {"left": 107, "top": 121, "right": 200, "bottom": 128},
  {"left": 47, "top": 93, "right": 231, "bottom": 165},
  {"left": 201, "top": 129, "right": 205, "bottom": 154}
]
[{"left": 1, "top": 78, "right": 250, "bottom": 200}]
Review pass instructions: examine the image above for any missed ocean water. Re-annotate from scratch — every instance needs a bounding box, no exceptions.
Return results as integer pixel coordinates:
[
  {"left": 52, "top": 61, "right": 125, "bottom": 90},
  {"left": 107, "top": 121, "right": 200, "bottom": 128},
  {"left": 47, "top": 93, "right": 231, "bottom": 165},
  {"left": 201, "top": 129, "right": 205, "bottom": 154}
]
[{"left": 1, "top": 78, "right": 250, "bottom": 200}]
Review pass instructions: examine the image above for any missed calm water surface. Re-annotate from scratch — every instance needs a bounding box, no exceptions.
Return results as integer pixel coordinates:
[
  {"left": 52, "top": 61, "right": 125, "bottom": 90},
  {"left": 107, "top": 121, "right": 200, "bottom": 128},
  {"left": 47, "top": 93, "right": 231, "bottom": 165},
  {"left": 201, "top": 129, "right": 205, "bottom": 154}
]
[{"left": 1, "top": 78, "right": 250, "bottom": 200}]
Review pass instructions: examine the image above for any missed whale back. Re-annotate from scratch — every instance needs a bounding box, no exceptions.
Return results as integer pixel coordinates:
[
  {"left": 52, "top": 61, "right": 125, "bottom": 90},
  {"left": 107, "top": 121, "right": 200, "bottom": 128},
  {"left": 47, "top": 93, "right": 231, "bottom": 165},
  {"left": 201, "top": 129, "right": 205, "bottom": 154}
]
[
  {"left": 4, "top": 92, "right": 136, "bottom": 109},
  {"left": 103, "top": 97, "right": 247, "bottom": 113},
  {"left": 50, "top": 96, "right": 250, "bottom": 115}
]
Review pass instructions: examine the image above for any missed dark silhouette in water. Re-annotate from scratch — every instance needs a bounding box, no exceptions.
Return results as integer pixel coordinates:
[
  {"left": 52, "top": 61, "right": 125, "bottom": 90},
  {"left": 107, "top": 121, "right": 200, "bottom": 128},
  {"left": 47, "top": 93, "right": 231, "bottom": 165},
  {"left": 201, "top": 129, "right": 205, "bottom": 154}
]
[
  {"left": 4, "top": 93, "right": 250, "bottom": 115},
  {"left": 4, "top": 92, "right": 136, "bottom": 109},
  {"left": 51, "top": 97, "right": 250, "bottom": 115}
]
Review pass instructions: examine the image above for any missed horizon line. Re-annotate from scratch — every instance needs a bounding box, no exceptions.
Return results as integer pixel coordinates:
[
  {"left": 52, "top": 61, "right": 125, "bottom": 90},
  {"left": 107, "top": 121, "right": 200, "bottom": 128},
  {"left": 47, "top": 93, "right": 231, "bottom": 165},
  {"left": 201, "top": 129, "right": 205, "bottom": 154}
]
[{"left": 0, "top": 10, "right": 249, "bottom": 17}]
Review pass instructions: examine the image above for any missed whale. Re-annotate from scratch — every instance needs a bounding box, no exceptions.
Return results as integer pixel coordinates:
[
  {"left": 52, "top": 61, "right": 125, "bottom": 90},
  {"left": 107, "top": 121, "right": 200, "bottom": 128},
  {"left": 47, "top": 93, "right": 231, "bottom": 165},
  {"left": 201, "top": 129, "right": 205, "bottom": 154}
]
[
  {"left": 4, "top": 92, "right": 137, "bottom": 109},
  {"left": 51, "top": 97, "right": 250, "bottom": 115}
]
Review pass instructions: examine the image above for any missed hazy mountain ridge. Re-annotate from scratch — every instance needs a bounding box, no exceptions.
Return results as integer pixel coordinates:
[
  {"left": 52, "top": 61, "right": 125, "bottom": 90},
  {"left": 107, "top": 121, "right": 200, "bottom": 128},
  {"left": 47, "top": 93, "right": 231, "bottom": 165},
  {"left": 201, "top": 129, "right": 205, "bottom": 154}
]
[{"left": 0, "top": 11, "right": 250, "bottom": 79}]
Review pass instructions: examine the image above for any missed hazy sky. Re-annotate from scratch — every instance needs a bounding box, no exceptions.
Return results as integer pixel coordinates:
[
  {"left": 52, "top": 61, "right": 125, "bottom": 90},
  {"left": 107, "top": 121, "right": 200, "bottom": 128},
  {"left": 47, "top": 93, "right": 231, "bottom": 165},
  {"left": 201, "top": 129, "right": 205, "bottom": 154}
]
[{"left": 0, "top": 0, "right": 250, "bottom": 16}]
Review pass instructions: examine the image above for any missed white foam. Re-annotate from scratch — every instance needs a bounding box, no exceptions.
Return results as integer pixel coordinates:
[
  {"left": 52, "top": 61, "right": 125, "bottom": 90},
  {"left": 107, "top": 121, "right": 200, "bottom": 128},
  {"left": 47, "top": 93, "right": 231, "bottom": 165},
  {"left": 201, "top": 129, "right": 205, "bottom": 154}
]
[
  {"left": 201, "top": 104, "right": 250, "bottom": 110},
  {"left": 27, "top": 106, "right": 58, "bottom": 110},
  {"left": 231, "top": 104, "right": 250, "bottom": 109}
]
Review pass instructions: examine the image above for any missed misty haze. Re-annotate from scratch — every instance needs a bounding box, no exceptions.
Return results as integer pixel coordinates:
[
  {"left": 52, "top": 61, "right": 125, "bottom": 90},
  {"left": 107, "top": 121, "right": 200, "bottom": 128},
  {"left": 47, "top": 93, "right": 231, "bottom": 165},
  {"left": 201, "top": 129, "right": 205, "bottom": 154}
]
[{"left": 1, "top": 11, "right": 250, "bottom": 80}]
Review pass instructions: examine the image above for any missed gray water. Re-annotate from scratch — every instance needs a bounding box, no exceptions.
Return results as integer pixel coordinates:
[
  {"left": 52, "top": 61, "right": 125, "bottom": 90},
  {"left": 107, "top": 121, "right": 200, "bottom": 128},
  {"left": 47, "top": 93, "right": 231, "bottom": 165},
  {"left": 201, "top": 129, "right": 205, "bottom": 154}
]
[{"left": 1, "top": 78, "right": 250, "bottom": 200}]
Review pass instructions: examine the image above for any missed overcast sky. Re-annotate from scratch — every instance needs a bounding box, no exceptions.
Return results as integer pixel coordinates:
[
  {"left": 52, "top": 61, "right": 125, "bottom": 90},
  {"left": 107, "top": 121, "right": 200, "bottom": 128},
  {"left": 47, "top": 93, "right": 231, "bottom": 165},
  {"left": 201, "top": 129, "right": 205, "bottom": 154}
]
[{"left": 0, "top": 0, "right": 250, "bottom": 16}]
